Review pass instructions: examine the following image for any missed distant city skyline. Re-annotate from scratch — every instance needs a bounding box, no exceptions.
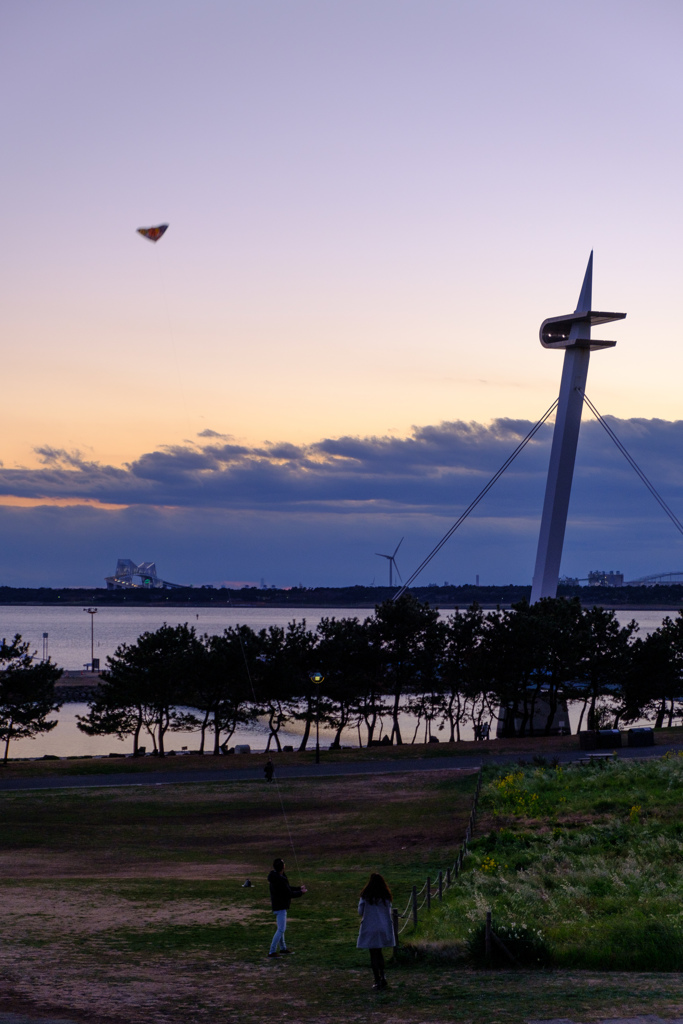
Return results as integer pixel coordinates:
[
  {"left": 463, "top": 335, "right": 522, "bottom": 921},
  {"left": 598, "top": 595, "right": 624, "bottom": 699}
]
[{"left": 1, "top": 1, "right": 683, "bottom": 586}]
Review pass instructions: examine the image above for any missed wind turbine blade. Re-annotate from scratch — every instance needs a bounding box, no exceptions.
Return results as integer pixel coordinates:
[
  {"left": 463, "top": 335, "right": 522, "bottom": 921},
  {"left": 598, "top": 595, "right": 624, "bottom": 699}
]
[
  {"left": 376, "top": 553, "right": 390, "bottom": 560},
  {"left": 393, "top": 537, "right": 404, "bottom": 557},
  {"left": 394, "top": 559, "right": 403, "bottom": 583}
]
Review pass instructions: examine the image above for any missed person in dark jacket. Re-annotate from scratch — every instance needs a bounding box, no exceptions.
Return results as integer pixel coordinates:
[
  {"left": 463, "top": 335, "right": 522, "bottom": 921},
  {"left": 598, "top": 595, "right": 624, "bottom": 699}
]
[{"left": 267, "top": 857, "right": 307, "bottom": 957}]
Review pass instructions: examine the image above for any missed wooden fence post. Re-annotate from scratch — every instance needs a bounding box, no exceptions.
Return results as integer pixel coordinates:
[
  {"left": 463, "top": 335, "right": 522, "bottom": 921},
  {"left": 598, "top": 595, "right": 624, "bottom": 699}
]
[
  {"left": 485, "top": 910, "right": 492, "bottom": 962},
  {"left": 426, "top": 876, "right": 431, "bottom": 911},
  {"left": 438, "top": 870, "right": 443, "bottom": 901},
  {"left": 412, "top": 886, "right": 418, "bottom": 928},
  {"left": 392, "top": 908, "right": 399, "bottom": 947}
]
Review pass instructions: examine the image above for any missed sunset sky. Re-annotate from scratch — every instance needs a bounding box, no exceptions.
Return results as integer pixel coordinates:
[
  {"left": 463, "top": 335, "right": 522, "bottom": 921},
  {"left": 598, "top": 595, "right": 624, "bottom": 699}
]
[{"left": 2, "top": 0, "right": 683, "bottom": 587}]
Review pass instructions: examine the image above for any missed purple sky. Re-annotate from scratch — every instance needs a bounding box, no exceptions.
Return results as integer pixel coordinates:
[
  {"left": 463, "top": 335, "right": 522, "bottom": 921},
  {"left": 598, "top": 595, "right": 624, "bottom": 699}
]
[{"left": 1, "top": 0, "right": 683, "bottom": 587}]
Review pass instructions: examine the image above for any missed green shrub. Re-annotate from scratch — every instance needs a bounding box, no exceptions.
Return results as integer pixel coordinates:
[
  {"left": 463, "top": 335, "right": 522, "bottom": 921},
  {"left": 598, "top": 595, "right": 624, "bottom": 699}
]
[
  {"left": 466, "top": 921, "right": 553, "bottom": 969},
  {"left": 556, "top": 919, "right": 683, "bottom": 971}
]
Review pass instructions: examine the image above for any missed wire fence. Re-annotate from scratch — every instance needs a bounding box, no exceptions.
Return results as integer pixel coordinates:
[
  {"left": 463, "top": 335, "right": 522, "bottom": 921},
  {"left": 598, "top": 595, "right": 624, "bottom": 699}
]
[{"left": 392, "top": 767, "right": 482, "bottom": 942}]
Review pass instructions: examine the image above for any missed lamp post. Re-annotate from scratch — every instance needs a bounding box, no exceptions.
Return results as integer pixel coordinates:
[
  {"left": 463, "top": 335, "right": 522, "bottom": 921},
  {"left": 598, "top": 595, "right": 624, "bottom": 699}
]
[
  {"left": 309, "top": 671, "right": 324, "bottom": 764},
  {"left": 84, "top": 608, "right": 98, "bottom": 671}
]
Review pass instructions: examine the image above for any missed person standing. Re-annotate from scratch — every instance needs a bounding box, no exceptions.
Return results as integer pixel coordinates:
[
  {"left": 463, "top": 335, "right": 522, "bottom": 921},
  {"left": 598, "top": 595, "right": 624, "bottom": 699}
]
[
  {"left": 356, "top": 873, "right": 395, "bottom": 989},
  {"left": 264, "top": 758, "right": 274, "bottom": 783},
  {"left": 267, "top": 858, "right": 306, "bottom": 958}
]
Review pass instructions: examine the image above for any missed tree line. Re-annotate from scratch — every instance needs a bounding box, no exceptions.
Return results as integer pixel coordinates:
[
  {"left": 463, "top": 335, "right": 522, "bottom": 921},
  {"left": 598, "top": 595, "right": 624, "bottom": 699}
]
[
  {"left": 2, "top": 595, "right": 682, "bottom": 761},
  {"left": 77, "top": 596, "right": 683, "bottom": 755}
]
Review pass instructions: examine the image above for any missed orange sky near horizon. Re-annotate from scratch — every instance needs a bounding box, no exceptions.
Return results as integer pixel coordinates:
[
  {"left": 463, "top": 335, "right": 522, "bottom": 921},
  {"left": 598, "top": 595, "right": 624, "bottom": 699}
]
[{"left": 2, "top": 0, "right": 683, "bottom": 480}]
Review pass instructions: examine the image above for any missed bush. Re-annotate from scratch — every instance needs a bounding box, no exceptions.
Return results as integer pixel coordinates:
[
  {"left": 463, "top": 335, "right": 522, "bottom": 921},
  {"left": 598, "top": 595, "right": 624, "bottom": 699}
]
[
  {"left": 466, "top": 920, "right": 553, "bottom": 969},
  {"left": 557, "top": 919, "right": 683, "bottom": 971}
]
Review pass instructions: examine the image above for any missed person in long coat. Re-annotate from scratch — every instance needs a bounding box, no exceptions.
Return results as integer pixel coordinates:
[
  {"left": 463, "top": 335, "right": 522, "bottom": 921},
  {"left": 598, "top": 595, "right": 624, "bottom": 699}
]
[{"left": 356, "top": 873, "right": 395, "bottom": 989}]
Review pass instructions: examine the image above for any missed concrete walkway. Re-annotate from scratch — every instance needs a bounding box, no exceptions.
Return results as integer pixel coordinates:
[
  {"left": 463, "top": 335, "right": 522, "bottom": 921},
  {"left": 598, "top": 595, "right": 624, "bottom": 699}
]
[
  {"left": 531, "top": 1018, "right": 683, "bottom": 1024},
  {"left": 0, "top": 1015, "right": 79, "bottom": 1024},
  {"left": 1, "top": 740, "right": 682, "bottom": 792},
  {"left": 2, "top": 1015, "right": 683, "bottom": 1024}
]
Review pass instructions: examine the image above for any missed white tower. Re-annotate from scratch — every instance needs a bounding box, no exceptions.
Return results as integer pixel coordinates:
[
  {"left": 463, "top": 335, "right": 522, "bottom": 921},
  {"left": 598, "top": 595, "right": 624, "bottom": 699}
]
[{"left": 530, "top": 254, "right": 626, "bottom": 603}]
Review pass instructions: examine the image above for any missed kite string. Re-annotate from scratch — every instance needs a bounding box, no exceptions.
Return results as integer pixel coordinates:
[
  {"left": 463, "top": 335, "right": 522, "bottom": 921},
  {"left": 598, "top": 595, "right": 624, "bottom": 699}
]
[
  {"left": 273, "top": 775, "right": 304, "bottom": 887},
  {"left": 154, "top": 245, "right": 193, "bottom": 436},
  {"left": 236, "top": 625, "right": 305, "bottom": 887}
]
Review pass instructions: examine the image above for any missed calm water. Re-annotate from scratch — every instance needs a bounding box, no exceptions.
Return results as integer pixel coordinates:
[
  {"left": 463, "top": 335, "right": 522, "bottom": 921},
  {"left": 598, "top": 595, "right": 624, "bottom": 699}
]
[{"left": 1, "top": 605, "right": 675, "bottom": 758}]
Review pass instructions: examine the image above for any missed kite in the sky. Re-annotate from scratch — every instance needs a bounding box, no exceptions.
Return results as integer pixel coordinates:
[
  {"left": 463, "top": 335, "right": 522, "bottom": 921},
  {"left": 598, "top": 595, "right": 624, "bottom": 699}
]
[{"left": 137, "top": 224, "right": 169, "bottom": 243}]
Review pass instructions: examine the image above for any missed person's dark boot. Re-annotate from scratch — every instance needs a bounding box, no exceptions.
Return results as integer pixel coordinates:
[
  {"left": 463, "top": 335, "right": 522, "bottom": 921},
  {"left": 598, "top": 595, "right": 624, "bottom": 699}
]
[{"left": 372, "top": 967, "right": 381, "bottom": 989}]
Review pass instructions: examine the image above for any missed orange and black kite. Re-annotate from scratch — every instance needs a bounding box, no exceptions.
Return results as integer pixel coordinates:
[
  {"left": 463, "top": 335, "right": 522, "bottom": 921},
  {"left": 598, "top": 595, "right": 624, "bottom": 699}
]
[{"left": 136, "top": 224, "right": 169, "bottom": 243}]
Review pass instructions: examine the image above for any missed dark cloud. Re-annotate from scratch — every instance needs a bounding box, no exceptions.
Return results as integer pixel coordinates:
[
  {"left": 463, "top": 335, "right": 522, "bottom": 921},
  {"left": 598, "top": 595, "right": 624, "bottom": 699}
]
[
  {"left": 0, "top": 416, "right": 682, "bottom": 586},
  {"left": 0, "top": 416, "right": 680, "bottom": 515}
]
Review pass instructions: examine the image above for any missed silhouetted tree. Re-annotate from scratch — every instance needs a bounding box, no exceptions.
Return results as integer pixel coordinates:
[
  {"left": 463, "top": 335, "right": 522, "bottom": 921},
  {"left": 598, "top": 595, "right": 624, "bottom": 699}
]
[
  {"left": 315, "top": 616, "right": 374, "bottom": 748},
  {"left": 0, "top": 634, "right": 62, "bottom": 764},
  {"left": 274, "top": 620, "right": 320, "bottom": 751},
  {"left": 439, "top": 605, "right": 486, "bottom": 741},
  {"left": 531, "top": 597, "right": 584, "bottom": 735},
  {"left": 255, "top": 626, "right": 290, "bottom": 751},
  {"left": 620, "top": 613, "right": 683, "bottom": 728},
  {"left": 79, "top": 623, "right": 200, "bottom": 756},
  {"left": 370, "top": 596, "right": 440, "bottom": 744},
  {"left": 479, "top": 603, "right": 546, "bottom": 738},
  {"left": 573, "top": 606, "right": 637, "bottom": 731},
  {"left": 191, "top": 626, "right": 261, "bottom": 754}
]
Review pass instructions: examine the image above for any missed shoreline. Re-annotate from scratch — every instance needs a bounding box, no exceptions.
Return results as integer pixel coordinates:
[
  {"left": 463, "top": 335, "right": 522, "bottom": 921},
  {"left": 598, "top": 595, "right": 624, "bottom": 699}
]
[{"left": 2, "top": 601, "right": 683, "bottom": 610}]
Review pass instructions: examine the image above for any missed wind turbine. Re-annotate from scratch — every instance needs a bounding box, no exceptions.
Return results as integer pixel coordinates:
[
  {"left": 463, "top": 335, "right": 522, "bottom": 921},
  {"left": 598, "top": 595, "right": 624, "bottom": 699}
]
[{"left": 376, "top": 538, "right": 404, "bottom": 587}]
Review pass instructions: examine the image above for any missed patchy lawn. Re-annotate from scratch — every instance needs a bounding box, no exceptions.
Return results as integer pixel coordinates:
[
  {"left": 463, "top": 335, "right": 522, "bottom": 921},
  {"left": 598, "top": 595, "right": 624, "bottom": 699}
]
[{"left": 4, "top": 765, "right": 683, "bottom": 1023}]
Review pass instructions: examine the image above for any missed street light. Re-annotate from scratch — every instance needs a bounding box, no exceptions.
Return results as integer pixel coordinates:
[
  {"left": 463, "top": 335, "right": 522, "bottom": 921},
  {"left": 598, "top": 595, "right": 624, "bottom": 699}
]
[
  {"left": 309, "top": 671, "right": 324, "bottom": 764},
  {"left": 84, "top": 608, "right": 98, "bottom": 672}
]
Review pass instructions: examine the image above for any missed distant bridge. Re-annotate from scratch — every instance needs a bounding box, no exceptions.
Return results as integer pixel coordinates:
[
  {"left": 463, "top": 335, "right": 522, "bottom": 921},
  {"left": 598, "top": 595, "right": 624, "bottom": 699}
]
[
  {"left": 623, "top": 571, "right": 683, "bottom": 586},
  {"left": 105, "top": 559, "right": 185, "bottom": 590}
]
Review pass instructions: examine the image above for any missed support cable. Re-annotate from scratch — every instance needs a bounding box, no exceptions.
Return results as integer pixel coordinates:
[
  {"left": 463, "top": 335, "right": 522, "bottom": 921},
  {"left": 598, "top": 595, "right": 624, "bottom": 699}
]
[
  {"left": 583, "top": 394, "right": 683, "bottom": 539},
  {"left": 393, "top": 398, "right": 559, "bottom": 599}
]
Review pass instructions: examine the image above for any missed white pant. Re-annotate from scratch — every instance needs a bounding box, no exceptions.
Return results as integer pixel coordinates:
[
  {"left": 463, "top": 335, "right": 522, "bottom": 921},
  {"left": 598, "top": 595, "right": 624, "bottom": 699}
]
[{"left": 270, "top": 909, "right": 287, "bottom": 953}]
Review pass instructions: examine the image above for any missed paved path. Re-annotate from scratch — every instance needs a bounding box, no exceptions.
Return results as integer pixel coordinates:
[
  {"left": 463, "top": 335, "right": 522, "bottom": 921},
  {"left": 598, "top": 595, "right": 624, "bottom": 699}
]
[
  {"left": 1, "top": 740, "right": 682, "bottom": 792},
  {"left": 2, "top": 1015, "right": 683, "bottom": 1024},
  {"left": 530, "top": 1019, "right": 683, "bottom": 1024},
  {"left": 0, "top": 1015, "right": 79, "bottom": 1024}
]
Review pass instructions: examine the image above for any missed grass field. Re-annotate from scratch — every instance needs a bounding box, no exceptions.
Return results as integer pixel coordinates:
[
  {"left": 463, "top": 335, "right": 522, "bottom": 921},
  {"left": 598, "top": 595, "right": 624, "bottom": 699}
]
[
  {"left": 414, "top": 754, "right": 683, "bottom": 973},
  {"left": 3, "top": 761, "right": 683, "bottom": 1023}
]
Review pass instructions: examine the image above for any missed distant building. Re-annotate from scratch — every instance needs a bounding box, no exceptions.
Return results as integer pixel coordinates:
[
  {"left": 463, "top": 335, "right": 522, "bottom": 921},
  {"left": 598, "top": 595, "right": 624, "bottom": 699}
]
[
  {"left": 105, "top": 559, "right": 185, "bottom": 590},
  {"left": 587, "top": 569, "right": 624, "bottom": 588}
]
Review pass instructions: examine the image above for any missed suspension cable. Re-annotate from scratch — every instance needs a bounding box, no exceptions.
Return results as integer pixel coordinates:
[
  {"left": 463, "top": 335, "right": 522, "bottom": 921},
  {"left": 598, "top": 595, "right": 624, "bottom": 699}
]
[
  {"left": 393, "top": 398, "right": 559, "bottom": 598},
  {"left": 583, "top": 394, "right": 683, "bottom": 539}
]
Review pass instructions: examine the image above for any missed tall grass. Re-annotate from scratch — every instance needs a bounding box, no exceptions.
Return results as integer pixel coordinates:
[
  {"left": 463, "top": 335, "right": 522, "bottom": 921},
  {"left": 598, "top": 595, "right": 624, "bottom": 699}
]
[{"left": 412, "top": 755, "right": 683, "bottom": 970}]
